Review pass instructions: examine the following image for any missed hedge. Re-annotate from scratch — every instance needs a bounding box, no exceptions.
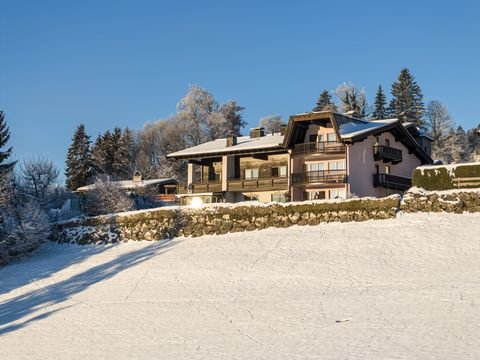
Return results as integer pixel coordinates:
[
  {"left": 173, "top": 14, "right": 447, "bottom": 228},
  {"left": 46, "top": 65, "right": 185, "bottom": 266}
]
[{"left": 412, "top": 163, "right": 480, "bottom": 191}]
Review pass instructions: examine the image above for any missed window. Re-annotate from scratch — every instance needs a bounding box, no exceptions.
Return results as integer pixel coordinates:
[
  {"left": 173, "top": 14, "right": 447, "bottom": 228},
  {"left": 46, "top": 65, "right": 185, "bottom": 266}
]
[
  {"left": 327, "top": 133, "right": 337, "bottom": 142},
  {"left": 385, "top": 139, "right": 390, "bottom": 147},
  {"left": 329, "top": 189, "right": 346, "bottom": 199},
  {"left": 309, "top": 134, "right": 317, "bottom": 143},
  {"left": 385, "top": 165, "right": 390, "bottom": 174},
  {"left": 308, "top": 163, "right": 324, "bottom": 172},
  {"left": 272, "top": 166, "right": 287, "bottom": 178},
  {"left": 271, "top": 193, "right": 287, "bottom": 202},
  {"left": 375, "top": 164, "right": 379, "bottom": 174},
  {"left": 245, "top": 168, "right": 259, "bottom": 179},
  {"left": 214, "top": 172, "right": 221, "bottom": 182},
  {"left": 328, "top": 161, "right": 346, "bottom": 171}
]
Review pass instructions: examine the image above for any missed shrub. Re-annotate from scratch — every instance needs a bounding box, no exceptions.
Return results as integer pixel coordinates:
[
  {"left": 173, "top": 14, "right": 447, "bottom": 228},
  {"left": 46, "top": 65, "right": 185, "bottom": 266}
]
[
  {"left": 83, "top": 178, "right": 135, "bottom": 216},
  {"left": 412, "top": 163, "right": 480, "bottom": 190}
]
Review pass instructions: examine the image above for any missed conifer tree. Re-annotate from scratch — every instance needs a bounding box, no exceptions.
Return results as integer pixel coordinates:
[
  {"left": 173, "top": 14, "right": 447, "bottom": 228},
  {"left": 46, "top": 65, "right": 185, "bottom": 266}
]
[
  {"left": 0, "top": 111, "right": 15, "bottom": 176},
  {"left": 313, "top": 90, "right": 336, "bottom": 112},
  {"left": 390, "top": 68, "right": 424, "bottom": 126},
  {"left": 371, "top": 85, "right": 388, "bottom": 119},
  {"left": 65, "top": 124, "right": 94, "bottom": 191}
]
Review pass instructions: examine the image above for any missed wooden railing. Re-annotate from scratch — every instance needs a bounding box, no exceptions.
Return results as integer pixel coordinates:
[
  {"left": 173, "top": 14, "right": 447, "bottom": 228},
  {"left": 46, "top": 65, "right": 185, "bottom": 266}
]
[
  {"left": 373, "top": 145, "right": 402, "bottom": 164},
  {"left": 227, "top": 177, "right": 288, "bottom": 191},
  {"left": 373, "top": 173, "right": 411, "bottom": 191},
  {"left": 292, "top": 170, "right": 347, "bottom": 184},
  {"left": 294, "top": 141, "right": 346, "bottom": 155},
  {"left": 177, "top": 181, "right": 222, "bottom": 194}
]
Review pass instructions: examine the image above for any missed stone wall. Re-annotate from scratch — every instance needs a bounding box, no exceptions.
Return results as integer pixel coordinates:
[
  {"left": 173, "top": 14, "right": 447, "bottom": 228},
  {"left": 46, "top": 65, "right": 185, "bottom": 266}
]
[
  {"left": 401, "top": 188, "right": 480, "bottom": 213},
  {"left": 51, "top": 196, "right": 401, "bottom": 245}
]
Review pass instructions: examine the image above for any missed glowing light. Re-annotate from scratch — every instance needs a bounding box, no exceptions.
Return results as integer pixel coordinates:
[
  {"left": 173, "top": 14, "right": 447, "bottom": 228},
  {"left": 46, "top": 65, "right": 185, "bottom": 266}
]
[{"left": 190, "top": 197, "right": 203, "bottom": 208}]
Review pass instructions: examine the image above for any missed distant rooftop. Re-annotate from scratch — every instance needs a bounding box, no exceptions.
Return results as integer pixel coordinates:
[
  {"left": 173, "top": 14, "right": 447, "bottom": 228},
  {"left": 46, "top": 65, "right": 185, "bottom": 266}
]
[{"left": 77, "top": 178, "right": 177, "bottom": 192}]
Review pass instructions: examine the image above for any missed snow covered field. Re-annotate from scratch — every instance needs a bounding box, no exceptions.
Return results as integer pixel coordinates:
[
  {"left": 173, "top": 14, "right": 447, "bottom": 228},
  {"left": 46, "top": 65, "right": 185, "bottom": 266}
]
[{"left": 1, "top": 212, "right": 480, "bottom": 359}]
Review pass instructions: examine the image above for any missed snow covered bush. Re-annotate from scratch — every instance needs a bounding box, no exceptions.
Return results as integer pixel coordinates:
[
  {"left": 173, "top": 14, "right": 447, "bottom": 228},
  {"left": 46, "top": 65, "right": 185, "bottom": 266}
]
[
  {"left": 83, "top": 178, "right": 135, "bottom": 216},
  {"left": 0, "top": 199, "right": 50, "bottom": 265}
]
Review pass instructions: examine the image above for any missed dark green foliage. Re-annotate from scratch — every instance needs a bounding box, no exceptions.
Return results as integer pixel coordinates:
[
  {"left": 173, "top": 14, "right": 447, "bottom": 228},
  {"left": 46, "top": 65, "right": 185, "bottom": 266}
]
[
  {"left": 0, "top": 111, "right": 15, "bottom": 175},
  {"left": 92, "top": 127, "right": 135, "bottom": 180},
  {"left": 390, "top": 68, "right": 424, "bottom": 126},
  {"left": 412, "top": 168, "right": 453, "bottom": 190},
  {"left": 313, "top": 90, "right": 336, "bottom": 112},
  {"left": 371, "top": 85, "right": 387, "bottom": 120},
  {"left": 65, "top": 124, "right": 95, "bottom": 191},
  {"left": 412, "top": 164, "right": 480, "bottom": 190}
]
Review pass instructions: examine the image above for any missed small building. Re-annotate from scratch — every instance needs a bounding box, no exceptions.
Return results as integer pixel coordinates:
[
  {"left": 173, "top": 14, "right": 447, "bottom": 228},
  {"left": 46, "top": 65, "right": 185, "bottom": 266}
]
[
  {"left": 76, "top": 172, "right": 178, "bottom": 203},
  {"left": 167, "top": 111, "right": 433, "bottom": 204}
]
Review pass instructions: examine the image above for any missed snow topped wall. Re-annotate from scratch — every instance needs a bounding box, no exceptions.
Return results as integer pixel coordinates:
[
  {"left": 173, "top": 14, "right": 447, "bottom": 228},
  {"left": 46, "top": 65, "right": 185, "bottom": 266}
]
[
  {"left": 50, "top": 196, "right": 401, "bottom": 245},
  {"left": 401, "top": 187, "right": 480, "bottom": 213}
]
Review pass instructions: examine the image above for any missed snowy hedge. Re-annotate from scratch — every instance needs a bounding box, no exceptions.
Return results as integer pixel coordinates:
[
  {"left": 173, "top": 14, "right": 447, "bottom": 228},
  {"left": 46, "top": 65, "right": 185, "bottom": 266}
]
[{"left": 412, "top": 162, "right": 480, "bottom": 191}]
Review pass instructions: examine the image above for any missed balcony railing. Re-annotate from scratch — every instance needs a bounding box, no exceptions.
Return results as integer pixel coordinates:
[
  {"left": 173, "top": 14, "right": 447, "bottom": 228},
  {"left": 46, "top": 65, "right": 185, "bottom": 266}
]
[
  {"left": 294, "top": 141, "right": 346, "bottom": 155},
  {"left": 177, "top": 181, "right": 222, "bottom": 194},
  {"left": 227, "top": 177, "right": 288, "bottom": 192},
  {"left": 373, "top": 145, "right": 402, "bottom": 164},
  {"left": 292, "top": 170, "right": 347, "bottom": 184},
  {"left": 373, "top": 173, "right": 411, "bottom": 191}
]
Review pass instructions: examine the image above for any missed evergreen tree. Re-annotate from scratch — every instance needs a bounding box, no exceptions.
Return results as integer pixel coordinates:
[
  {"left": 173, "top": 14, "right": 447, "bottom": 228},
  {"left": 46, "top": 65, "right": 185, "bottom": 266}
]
[
  {"left": 65, "top": 124, "right": 94, "bottom": 191},
  {"left": 313, "top": 90, "right": 336, "bottom": 112},
  {"left": 390, "top": 68, "right": 425, "bottom": 126},
  {"left": 92, "top": 134, "right": 106, "bottom": 175},
  {"left": 371, "top": 85, "right": 388, "bottom": 119},
  {"left": 453, "top": 126, "right": 470, "bottom": 163},
  {"left": 0, "top": 111, "right": 15, "bottom": 175}
]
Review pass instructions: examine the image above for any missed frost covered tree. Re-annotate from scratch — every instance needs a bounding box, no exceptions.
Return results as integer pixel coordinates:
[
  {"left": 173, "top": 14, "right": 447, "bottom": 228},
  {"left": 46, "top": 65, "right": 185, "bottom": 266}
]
[
  {"left": 313, "top": 90, "right": 337, "bottom": 112},
  {"left": 65, "top": 124, "right": 95, "bottom": 191},
  {"left": 177, "top": 85, "right": 218, "bottom": 146},
  {"left": 452, "top": 126, "right": 470, "bottom": 163},
  {"left": 18, "top": 158, "right": 60, "bottom": 202},
  {"left": 371, "top": 85, "right": 388, "bottom": 120},
  {"left": 0, "top": 111, "right": 16, "bottom": 223},
  {"left": 83, "top": 178, "right": 134, "bottom": 216},
  {"left": 217, "top": 100, "right": 246, "bottom": 137},
  {"left": 390, "top": 68, "right": 424, "bottom": 126},
  {"left": 424, "top": 101, "right": 455, "bottom": 162},
  {"left": 335, "top": 83, "right": 368, "bottom": 118},
  {"left": 259, "top": 115, "right": 285, "bottom": 135}
]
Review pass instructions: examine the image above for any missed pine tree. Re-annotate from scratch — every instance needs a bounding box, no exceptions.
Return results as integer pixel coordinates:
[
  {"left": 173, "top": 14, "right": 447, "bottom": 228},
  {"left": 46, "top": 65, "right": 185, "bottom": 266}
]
[
  {"left": 371, "top": 85, "right": 388, "bottom": 119},
  {"left": 0, "top": 111, "right": 15, "bottom": 175},
  {"left": 65, "top": 124, "right": 94, "bottom": 191},
  {"left": 390, "top": 68, "right": 425, "bottom": 126},
  {"left": 313, "top": 90, "right": 336, "bottom": 112}
]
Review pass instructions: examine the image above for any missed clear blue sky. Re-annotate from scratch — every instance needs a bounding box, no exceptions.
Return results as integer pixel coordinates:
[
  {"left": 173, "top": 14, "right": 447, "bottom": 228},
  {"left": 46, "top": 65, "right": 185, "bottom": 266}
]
[{"left": 1, "top": 0, "right": 479, "bottom": 177}]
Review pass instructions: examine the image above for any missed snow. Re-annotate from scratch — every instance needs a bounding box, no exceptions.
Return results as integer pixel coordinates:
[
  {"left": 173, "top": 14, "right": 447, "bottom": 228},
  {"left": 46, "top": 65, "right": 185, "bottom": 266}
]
[
  {"left": 76, "top": 178, "right": 176, "bottom": 192},
  {"left": 167, "top": 133, "right": 284, "bottom": 158},
  {"left": 418, "top": 162, "right": 480, "bottom": 176},
  {"left": 339, "top": 119, "right": 397, "bottom": 139},
  {"left": 1, "top": 212, "right": 480, "bottom": 359}
]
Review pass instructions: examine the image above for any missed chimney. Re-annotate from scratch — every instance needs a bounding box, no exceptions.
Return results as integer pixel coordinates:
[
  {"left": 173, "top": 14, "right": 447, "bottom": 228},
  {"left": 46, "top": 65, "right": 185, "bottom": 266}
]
[
  {"left": 280, "top": 124, "right": 287, "bottom": 136},
  {"left": 250, "top": 127, "right": 265, "bottom": 138},
  {"left": 132, "top": 171, "right": 142, "bottom": 182},
  {"left": 226, "top": 135, "right": 237, "bottom": 147}
]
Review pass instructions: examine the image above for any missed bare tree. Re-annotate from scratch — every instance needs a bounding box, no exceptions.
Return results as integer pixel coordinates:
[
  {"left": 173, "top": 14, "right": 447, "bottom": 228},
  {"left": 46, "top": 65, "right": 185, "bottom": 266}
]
[
  {"left": 83, "top": 178, "right": 135, "bottom": 216},
  {"left": 18, "top": 157, "right": 59, "bottom": 201},
  {"left": 424, "top": 101, "right": 456, "bottom": 162},
  {"left": 335, "top": 82, "right": 369, "bottom": 118},
  {"left": 259, "top": 115, "right": 285, "bottom": 135}
]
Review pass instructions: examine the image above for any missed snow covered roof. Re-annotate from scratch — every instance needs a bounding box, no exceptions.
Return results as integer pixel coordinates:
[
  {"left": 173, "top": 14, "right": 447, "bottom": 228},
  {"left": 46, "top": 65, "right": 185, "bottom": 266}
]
[
  {"left": 167, "top": 134, "right": 285, "bottom": 159},
  {"left": 77, "top": 178, "right": 177, "bottom": 192},
  {"left": 338, "top": 119, "right": 398, "bottom": 139}
]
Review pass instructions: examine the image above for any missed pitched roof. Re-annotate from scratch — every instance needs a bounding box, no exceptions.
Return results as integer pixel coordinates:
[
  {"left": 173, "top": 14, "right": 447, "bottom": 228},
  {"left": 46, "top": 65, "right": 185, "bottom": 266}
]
[
  {"left": 77, "top": 178, "right": 177, "bottom": 192},
  {"left": 167, "top": 134, "right": 285, "bottom": 159}
]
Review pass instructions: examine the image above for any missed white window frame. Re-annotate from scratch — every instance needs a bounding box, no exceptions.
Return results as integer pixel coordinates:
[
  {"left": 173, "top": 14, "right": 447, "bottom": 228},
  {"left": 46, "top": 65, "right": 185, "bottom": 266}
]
[{"left": 245, "top": 168, "right": 259, "bottom": 179}]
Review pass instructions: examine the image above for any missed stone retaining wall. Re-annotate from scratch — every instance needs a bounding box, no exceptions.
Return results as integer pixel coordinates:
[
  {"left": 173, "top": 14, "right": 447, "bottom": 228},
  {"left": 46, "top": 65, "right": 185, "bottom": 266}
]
[
  {"left": 50, "top": 196, "right": 401, "bottom": 245},
  {"left": 401, "top": 188, "right": 480, "bottom": 213}
]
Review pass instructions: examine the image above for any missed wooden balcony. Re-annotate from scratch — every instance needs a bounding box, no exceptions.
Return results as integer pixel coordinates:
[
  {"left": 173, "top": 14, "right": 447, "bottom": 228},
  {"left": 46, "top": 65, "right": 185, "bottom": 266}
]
[
  {"left": 373, "top": 145, "right": 402, "bottom": 164},
  {"left": 292, "top": 170, "right": 347, "bottom": 184},
  {"left": 177, "top": 181, "right": 222, "bottom": 195},
  {"left": 227, "top": 177, "right": 288, "bottom": 192},
  {"left": 294, "top": 141, "right": 346, "bottom": 155},
  {"left": 373, "top": 173, "right": 411, "bottom": 191}
]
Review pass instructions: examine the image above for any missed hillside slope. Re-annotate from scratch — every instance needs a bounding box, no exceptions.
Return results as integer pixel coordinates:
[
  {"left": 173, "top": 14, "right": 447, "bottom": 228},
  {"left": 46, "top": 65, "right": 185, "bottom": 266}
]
[{"left": 1, "top": 212, "right": 480, "bottom": 359}]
